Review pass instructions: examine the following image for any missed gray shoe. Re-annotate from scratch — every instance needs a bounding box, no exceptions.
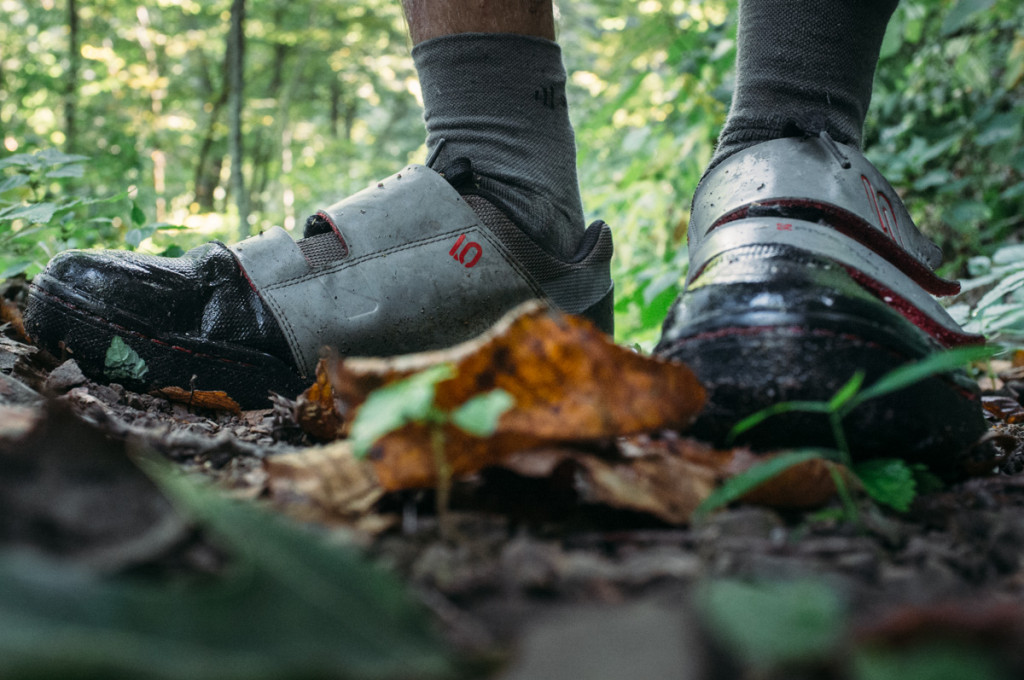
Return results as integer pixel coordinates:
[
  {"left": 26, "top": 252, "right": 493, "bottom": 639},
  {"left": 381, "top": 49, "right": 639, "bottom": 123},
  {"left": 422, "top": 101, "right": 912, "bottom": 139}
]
[
  {"left": 25, "top": 160, "right": 614, "bottom": 407},
  {"left": 654, "top": 135, "right": 987, "bottom": 467}
]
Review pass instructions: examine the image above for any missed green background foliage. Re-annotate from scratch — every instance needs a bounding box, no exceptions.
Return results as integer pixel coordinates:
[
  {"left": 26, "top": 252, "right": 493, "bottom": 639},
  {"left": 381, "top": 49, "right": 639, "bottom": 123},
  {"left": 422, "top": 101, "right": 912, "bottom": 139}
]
[{"left": 1, "top": 0, "right": 1022, "bottom": 345}]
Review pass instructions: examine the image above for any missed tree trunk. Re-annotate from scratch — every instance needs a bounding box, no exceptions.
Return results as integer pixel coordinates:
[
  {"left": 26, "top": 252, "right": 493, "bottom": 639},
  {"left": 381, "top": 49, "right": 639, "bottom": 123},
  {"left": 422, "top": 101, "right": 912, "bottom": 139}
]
[
  {"left": 64, "top": 0, "right": 79, "bottom": 152},
  {"left": 228, "top": 0, "right": 248, "bottom": 238},
  {"left": 192, "top": 48, "right": 229, "bottom": 212},
  {"left": 135, "top": 6, "right": 167, "bottom": 220}
]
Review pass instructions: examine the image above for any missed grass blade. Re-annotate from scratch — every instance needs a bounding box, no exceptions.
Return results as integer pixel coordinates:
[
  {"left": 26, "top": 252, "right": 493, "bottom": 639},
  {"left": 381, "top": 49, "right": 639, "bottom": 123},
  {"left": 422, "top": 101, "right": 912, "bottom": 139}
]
[
  {"left": 848, "top": 345, "right": 998, "bottom": 408},
  {"left": 693, "top": 449, "right": 836, "bottom": 520}
]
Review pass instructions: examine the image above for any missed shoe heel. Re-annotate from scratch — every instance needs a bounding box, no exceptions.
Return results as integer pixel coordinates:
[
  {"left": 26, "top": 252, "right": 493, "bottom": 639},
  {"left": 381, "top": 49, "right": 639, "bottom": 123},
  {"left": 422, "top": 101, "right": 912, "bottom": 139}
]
[{"left": 579, "top": 286, "right": 614, "bottom": 336}]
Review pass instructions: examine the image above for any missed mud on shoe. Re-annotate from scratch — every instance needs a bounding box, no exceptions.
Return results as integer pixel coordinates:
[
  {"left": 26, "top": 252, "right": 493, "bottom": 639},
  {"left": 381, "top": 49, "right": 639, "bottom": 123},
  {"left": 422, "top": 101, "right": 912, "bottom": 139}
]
[
  {"left": 25, "top": 161, "right": 614, "bottom": 408},
  {"left": 654, "top": 135, "right": 987, "bottom": 468}
]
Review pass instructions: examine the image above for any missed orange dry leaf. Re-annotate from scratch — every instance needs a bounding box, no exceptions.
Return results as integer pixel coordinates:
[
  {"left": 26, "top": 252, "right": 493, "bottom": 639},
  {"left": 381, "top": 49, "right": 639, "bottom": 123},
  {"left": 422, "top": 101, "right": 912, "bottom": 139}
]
[
  {"left": 293, "top": 361, "right": 346, "bottom": 441},
  {"left": 0, "top": 299, "right": 28, "bottom": 342},
  {"left": 727, "top": 448, "right": 852, "bottom": 509},
  {"left": 982, "top": 395, "right": 1024, "bottom": 424},
  {"left": 153, "top": 386, "right": 241, "bottom": 414},
  {"left": 319, "top": 302, "right": 706, "bottom": 491}
]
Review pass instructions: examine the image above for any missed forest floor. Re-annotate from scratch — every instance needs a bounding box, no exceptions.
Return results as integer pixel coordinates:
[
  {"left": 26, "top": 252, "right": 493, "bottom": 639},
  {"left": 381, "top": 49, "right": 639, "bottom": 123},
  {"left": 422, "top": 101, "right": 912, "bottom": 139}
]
[{"left": 5, "top": 274, "right": 1024, "bottom": 680}]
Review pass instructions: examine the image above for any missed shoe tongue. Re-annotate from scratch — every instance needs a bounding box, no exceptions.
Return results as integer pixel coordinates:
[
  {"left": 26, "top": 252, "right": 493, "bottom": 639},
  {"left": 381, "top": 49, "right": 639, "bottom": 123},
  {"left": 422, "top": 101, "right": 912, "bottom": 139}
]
[{"left": 303, "top": 212, "right": 334, "bottom": 238}]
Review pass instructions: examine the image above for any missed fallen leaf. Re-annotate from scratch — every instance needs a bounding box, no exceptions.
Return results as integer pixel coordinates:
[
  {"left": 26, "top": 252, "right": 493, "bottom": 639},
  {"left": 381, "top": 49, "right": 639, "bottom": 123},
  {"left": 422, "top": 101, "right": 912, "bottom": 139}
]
[
  {"left": 728, "top": 449, "right": 853, "bottom": 509},
  {"left": 855, "top": 599, "right": 1024, "bottom": 648},
  {"left": 498, "top": 438, "right": 844, "bottom": 524},
  {"left": 264, "top": 441, "right": 387, "bottom": 528},
  {"left": 0, "top": 299, "right": 28, "bottom": 342},
  {"left": 293, "top": 360, "right": 346, "bottom": 440},
  {"left": 153, "top": 386, "right": 241, "bottom": 415},
  {"left": 982, "top": 395, "right": 1024, "bottom": 424},
  {"left": 320, "top": 302, "right": 706, "bottom": 490}
]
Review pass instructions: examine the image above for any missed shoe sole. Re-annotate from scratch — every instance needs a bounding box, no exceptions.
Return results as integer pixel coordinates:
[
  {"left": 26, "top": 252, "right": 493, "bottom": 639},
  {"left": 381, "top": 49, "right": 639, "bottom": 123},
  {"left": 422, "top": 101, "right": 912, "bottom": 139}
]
[
  {"left": 27, "top": 279, "right": 308, "bottom": 408},
  {"left": 660, "top": 319, "right": 987, "bottom": 474}
]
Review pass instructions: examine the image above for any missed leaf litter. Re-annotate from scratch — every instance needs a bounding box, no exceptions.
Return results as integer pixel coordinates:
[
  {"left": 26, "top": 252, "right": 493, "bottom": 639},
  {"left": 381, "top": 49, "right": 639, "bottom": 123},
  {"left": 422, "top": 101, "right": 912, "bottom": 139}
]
[{"left": 5, "top": 277, "right": 1024, "bottom": 679}]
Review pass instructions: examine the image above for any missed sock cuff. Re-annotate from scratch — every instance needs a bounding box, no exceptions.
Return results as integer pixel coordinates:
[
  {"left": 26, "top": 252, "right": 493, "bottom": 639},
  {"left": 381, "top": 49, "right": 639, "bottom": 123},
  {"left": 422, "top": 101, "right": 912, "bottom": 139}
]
[{"left": 412, "top": 32, "right": 566, "bottom": 74}]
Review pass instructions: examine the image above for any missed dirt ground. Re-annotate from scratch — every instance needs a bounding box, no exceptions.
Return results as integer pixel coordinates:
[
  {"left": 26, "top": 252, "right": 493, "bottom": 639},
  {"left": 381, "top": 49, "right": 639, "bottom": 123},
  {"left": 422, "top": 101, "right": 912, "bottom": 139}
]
[{"left": 5, "top": 274, "right": 1024, "bottom": 680}]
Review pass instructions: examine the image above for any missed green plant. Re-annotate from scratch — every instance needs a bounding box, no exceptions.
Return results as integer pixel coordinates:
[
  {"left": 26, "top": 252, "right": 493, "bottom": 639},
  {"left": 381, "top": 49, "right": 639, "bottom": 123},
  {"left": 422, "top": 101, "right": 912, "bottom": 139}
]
[
  {"left": 0, "top": 461, "right": 456, "bottom": 680},
  {"left": 699, "top": 577, "right": 1012, "bottom": 680},
  {"left": 695, "top": 345, "right": 998, "bottom": 520},
  {"left": 0, "top": 150, "right": 118, "bottom": 278},
  {"left": 0, "top": 150, "right": 187, "bottom": 279},
  {"left": 348, "top": 364, "right": 514, "bottom": 534}
]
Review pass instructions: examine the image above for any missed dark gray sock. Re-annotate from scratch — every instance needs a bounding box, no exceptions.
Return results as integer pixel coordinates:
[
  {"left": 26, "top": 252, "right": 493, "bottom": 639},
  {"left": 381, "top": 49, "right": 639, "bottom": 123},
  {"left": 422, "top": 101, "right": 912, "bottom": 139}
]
[
  {"left": 413, "top": 33, "right": 584, "bottom": 260},
  {"left": 709, "top": 0, "right": 899, "bottom": 170}
]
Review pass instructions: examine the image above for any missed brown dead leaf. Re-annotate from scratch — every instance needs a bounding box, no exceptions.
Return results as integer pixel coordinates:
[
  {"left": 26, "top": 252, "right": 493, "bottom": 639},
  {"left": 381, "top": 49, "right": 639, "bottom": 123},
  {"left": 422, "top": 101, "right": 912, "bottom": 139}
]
[
  {"left": 502, "top": 438, "right": 727, "bottom": 524},
  {"left": 322, "top": 301, "right": 706, "bottom": 490},
  {"left": 855, "top": 599, "right": 1024, "bottom": 648},
  {"left": 153, "top": 386, "right": 241, "bottom": 415},
  {"left": 294, "top": 360, "right": 346, "bottom": 440},
  {"left": 727, "top": 448, "right": 854, "bottom": 508},
  {"left": 982, "top": 395, "right": 1024, "bottom": 424},
  {"left": 264, "top": 441, "right": 387, "bottom": 528},
  {"left": 497, "top": 437, "right": 843, "bottom": 524},
  {"left": 0, "top": 298, "right": 28, "bottom": 342}
]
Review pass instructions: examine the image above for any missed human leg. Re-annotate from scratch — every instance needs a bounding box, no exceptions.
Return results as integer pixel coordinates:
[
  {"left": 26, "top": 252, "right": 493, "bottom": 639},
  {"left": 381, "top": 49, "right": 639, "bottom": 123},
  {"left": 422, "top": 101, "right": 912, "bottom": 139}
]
[
  {"left": 655, "top": 0, "right": 988, "bottom": 465},
  {"left": 24, "top": 0, "right": 613, "bottom": 408},
  {"left": 709, "top": 0, "right": 898, "bottom": 170},
  {"left": 406, "top": 0, "right": 586, "bottom": 260}
]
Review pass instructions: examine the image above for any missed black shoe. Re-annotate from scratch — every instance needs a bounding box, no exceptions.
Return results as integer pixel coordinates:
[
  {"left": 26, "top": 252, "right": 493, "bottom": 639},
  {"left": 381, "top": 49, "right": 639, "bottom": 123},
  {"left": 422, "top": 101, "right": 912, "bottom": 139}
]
[
  {"left": 655, "top": 135, "right": 987, "bottom": 469},
  {"left": 25, "top": 162, "right": 614, "bottom": 408}
]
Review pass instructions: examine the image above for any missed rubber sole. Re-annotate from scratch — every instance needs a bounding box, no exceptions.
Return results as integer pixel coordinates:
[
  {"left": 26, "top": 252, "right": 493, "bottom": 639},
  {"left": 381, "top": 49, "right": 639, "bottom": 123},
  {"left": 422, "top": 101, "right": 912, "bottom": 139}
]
[
  {"left": 26, "top": 282, "right": 308, "bottom": 409},
  {"left": 659, "top": 323, "right": 987, "bottom": 475}
]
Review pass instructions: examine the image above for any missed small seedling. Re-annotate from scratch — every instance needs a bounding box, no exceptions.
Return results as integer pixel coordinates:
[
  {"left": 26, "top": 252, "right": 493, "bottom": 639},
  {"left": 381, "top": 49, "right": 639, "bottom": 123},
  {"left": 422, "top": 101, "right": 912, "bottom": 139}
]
[
  {"left": 696, "top": 345, "right": 999, "bottom": 520},
  {"left": 349, "top": 363, "right": 513, "bottom": 536}
]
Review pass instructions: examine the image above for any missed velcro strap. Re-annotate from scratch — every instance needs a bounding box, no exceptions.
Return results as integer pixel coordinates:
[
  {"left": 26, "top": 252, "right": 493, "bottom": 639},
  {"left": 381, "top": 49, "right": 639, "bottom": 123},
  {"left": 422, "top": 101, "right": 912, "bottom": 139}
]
[
  {"left": 231, "top": 226, "right": 311, "bottom": 291},
  {"left": 690, "top": 136, "right": 948, "bottom": 287}
]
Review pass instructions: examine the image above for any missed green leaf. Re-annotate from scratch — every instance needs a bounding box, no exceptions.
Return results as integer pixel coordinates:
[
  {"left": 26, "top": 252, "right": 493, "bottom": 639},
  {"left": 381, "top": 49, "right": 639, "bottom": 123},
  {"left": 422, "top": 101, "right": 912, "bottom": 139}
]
[
  {"left": 349, "top": 363, "right": 454, "bottom": 457},
  {"left": 46, "top": 164, "right": 86, "bottom": 179},
  {"left": 131, "top": 201, "right": 147, "bottom": 227},
  {"left": 451, "top": 389, "right": 514, "bottom": 437},
  {"left": 853, "top": 458, "right": 917, "bottom": 512},
  {"left": 0, "top": 174, "right": 31, "bottom": 195},
  {"left": 973, "top": 269, "right": 1024, "bottom": 315},
  {"left": 0, "top": 153, "right": 39, "bottom": 170},
  {"left": 0, "top": 466, "right": 455, "bottom": 680},
  {"left": 104, "top": 336, "right": 149, "bottom": 383},
  {"left": 0, "top": 261, "right": 32, "bottom": 279},
  {"left": 125, "top": 226, "right": 157, "bottom": 249},
  {"left": 0, "top": 202, "right": 58, "bottom": 224},
  {"left": 849, "top": 345, "right": 998, "bottom": 408},
  {"left": 698, "top": 579, "right": 845, "bottom": 670},
  {"left": 36, "top": 148, "right": 90, "bottom": 166},
  {"left": 693, "top": 449, "right": 835, "bottom": 519},
  {"left": 940, "top": 0, "right": 996, "bottom": 36},
  {"left": 827, "top": 371, "right": 865, "bottom": 411}
]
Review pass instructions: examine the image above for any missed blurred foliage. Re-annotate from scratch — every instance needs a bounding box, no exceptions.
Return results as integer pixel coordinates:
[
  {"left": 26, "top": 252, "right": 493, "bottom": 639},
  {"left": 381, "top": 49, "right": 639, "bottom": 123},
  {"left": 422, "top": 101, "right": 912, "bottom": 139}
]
[{"left": 1, "top": 0, "right": 1021, "bottom": 346}]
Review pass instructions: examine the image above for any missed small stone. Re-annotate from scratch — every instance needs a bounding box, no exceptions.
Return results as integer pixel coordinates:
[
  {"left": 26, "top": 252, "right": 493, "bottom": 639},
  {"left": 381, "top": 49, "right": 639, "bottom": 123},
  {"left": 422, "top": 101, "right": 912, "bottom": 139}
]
[{"left": 45, "top": 359, "right": 87, "bottom": 393}]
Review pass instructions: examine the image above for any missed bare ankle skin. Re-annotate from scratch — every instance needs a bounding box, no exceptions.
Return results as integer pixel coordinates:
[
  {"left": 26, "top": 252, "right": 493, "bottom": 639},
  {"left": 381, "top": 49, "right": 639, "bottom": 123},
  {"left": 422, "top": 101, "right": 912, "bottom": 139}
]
[{"left": 402, "top": 0, "right": 555, "bottom": 43}]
